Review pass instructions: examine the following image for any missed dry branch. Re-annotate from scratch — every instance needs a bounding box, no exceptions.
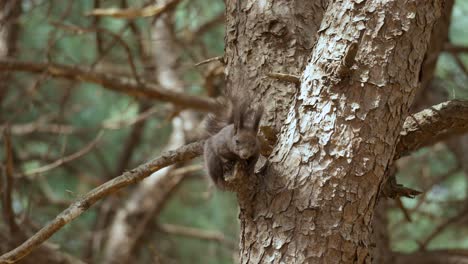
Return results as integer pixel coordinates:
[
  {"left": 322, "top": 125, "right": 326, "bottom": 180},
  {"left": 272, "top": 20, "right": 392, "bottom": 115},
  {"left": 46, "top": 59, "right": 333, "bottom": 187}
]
[
  {"left": 419, "top": 206, "right": 468, "bottom": 250},
  {"left": 396, "top": 100, "right": 468, "bottom": 159},
  {"left": 159, "top": 223, "right": 237, "bottom": 249},
  {"left": 0, "top": 59, "right": 217, "bottom": 112},
  {"left": 0, "top": 141, "right": 204, "bottom": 264},
  {"left": 1, "top": 127, "right": 20, "bottom": 234},
  {"left": 394, "top": 249, "right": 468, "bottom": 264},
  {"left": 444, "top": 43, "right": 468, "bottom": 53},
  {"left": 85, "top": 0, "right": 181, "bottom": 19},
  {"left": 2, "top": 100, "right": 466, "bottom": 262},
  {"left": 50, "top": 21, "right": 141, "bottom": 84},
  {"left": 25, "top": 131, "right": 103, "bottom": 176}
]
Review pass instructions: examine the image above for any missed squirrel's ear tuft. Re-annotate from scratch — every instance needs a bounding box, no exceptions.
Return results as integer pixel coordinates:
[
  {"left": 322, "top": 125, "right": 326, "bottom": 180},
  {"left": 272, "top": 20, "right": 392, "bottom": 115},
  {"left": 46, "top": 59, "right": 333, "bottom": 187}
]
[
  {"left": 234, "top": 108, "right": 244, "bottom": 132},
  {"left": 252, "top": 105, "right": 263, "bottom": 132},
  {"left": 233, "top": 98, "right": 247, "bottom": 132}
]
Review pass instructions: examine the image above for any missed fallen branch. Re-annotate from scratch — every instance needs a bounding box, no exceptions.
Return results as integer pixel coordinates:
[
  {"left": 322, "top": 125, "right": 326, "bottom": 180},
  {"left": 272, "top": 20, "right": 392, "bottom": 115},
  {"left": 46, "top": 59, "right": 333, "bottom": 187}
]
[
  {"left": 0, "top": 141, "right": 204, "bottom": 264},
  {"left": 0, "top": 59, "right": 218, "bottom": 112}
]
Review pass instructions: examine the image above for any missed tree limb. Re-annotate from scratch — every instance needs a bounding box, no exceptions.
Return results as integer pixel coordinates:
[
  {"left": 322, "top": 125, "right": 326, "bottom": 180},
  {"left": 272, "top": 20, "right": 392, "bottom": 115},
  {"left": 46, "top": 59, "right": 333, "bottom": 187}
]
[
  {"left": 1, "top": 127, "right": 20, "bottom": 234},
  {"left": 0, "top": 59, "right": 217, "bottom": 112},
  {"left": 85, "top": 0, "right": 181, "bottom": 19},
  {"left": 25, "top": 131, "right": 103, "bottom": 176},
  {"left": 395, "top": 100, "right": 468, "bottom": 159},
  {"left": 159, "top": 223, "right": 237, "bottom": 249},
  {"left": 394, "top": 249, "right": 468, "bottom": 264},
  {"left": 0, "top": 141, "right": 204, "bottom": 264}
]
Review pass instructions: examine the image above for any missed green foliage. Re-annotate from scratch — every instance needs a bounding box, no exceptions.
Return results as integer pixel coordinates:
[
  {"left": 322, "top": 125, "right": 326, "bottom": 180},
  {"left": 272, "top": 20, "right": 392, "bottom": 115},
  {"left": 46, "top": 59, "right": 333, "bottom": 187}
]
[
  {"left": 3, "top": 0, "right": 468, "bottom": 262},
  {"left": 2, "top": 0, "right": 235, "bottom": 262}
]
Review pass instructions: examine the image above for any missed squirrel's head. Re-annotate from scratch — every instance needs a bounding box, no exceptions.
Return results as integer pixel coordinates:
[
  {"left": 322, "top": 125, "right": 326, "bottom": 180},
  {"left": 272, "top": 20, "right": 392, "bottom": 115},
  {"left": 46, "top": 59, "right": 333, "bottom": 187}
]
[
  {"left": 231, "top": 131, "right": 259, "bottom": 159},
  {"left": 231, "top": 103, "right": 263, "bottom": 160}
]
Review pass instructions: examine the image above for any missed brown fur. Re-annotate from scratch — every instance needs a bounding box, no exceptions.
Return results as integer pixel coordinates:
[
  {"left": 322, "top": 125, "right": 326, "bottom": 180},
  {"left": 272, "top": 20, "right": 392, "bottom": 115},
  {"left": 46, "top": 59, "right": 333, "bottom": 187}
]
[{"left": 203, "top": 97, "right": 263, "bottom": 189}]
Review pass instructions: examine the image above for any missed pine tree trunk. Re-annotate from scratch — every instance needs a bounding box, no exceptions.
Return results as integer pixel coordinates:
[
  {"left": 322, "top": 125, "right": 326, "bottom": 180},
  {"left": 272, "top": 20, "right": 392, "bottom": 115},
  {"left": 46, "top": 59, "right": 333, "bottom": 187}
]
[{"left": 224, "top": 0, "right": 443, "bottom": 263}]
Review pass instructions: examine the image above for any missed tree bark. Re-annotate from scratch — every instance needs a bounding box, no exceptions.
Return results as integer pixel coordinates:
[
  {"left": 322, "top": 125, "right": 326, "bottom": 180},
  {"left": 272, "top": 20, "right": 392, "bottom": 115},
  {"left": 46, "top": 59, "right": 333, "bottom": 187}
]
[
  {"left": 225, "top": 0, "right": 443, "bottom": 263},
  {"left": 224, "top": 0, "right": 327, "bottom": 131}
]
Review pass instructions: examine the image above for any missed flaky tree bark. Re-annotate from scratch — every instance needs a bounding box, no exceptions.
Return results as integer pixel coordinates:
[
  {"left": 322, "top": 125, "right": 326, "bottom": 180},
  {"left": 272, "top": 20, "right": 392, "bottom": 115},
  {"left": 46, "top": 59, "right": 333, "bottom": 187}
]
[
  {"left": 225, "top": 0, "right": 442, "bottom": 263},
  {"left": 225, "top": 0, "right": 327, "bottom": 130}
]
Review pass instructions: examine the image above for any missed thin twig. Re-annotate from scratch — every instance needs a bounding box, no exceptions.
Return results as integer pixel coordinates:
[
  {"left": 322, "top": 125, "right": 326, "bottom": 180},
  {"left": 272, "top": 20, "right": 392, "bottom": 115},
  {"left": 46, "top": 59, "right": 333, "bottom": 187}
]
[
  {"left": 2, "top": 127, "right": 21, "bottom": 234},
  {"left": 50, "top": 21, "right": 141, "bottom": 84},
  {"left": 0, "top": 59, "right": 218, "bottom": 112},
  {"left": 444, "top": 43, "right": 468, "bottom": 53},
  {"left": 159, "top": 223, "right": 237, "bottom": 249},
  {"left": 419, "top": 206, "right": 468, "bottom": 250},
  {"left": 5, "top": 105, "right": 163, "bottom": 135},
  {"left": 195, "top": 56, "right": 224, "bottom": 67},
  {"left": 85, "top": 0, "right": 181, "bottom": 19},
  {"left": 25, "top": 131, "right": 103, "bottom": 176},
  {"left": 0, "top": 140, "right": 204, "bottom": 263}
]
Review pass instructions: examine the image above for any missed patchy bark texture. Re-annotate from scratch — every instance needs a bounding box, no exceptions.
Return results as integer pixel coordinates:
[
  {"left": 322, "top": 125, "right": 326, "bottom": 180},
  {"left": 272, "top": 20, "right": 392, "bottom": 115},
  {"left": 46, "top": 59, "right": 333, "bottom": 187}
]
[
  {"left": 224, "top": 0, "right": 327, "bottom": 131},
  {"left": 396, "top": 100, "right": 468, "bottom": 159},
  {"left": 226, "top": 0, "right": 443, "bottom": 263}
]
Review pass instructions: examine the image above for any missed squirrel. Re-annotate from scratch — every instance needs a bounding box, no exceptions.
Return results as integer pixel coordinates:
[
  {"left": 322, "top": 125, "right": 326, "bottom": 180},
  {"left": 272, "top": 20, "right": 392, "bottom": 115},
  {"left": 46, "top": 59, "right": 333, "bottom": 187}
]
[{"left": 203, "top": 97, "right": 263, "bottom": 190}]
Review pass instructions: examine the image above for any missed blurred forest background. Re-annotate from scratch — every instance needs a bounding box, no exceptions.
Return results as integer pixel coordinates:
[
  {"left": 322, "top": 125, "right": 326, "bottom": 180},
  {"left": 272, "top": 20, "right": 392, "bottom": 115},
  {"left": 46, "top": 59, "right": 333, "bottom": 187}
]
[{"left": 0, "top": 0, "right": 468, "bottom": 263}]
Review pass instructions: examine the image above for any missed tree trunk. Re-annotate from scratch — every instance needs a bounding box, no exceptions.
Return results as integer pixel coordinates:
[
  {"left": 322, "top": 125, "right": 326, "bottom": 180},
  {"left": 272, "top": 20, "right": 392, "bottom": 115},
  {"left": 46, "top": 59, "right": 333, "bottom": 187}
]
[
  {"left": 225, "top": 0, "right": 442, "bottom": 263},
  {"left": 224, "top": 0, "right": 327, "bottom": 130},
  {"left": 371, "top": 1, "right": 455, "bottom": 262}
]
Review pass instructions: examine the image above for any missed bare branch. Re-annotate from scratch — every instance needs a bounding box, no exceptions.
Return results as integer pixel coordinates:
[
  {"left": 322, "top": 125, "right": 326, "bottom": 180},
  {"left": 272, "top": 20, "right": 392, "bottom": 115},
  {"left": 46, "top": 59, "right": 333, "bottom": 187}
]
[
  {"left": 418, "top": 206, "right": 468, "bottom": 250},
  {"left": 195, "top": 56, "right": 224, "bottom": 67},
  {"left": 25, "top": 131, "right": 103, "bottom": 176},
  {"left": 395, "top": 100, "right": 468, "bottom": 159},
  {"left": 50, "top": 21, "right": 141, "bottom": 84},
  {"left": 394, "top": 249, "right": 468, "bottom": 264},
  {"left": 444, "top": 43, "right": 468, "bottom": 53},
  {"left": 159, "top": 223, "right": 237, "bottom": 249},
  {"left": 1, "top": 127, "right": 20, "bottom": 234},
  {"left": 0, "top": 59, "right": 218, "bottom": 112},
  {"left": 85, "top": 0, "right": 181, "bottom": 19},
  {"left": 0, "top": 140, "right": 204, "bottom": 263}
]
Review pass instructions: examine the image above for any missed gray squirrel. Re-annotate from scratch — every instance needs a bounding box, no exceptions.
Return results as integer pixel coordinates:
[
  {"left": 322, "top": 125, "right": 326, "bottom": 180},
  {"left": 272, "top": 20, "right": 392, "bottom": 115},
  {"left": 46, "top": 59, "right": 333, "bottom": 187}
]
[{"left": 204, "top": 98, "right": 263, "bottom": 190}]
